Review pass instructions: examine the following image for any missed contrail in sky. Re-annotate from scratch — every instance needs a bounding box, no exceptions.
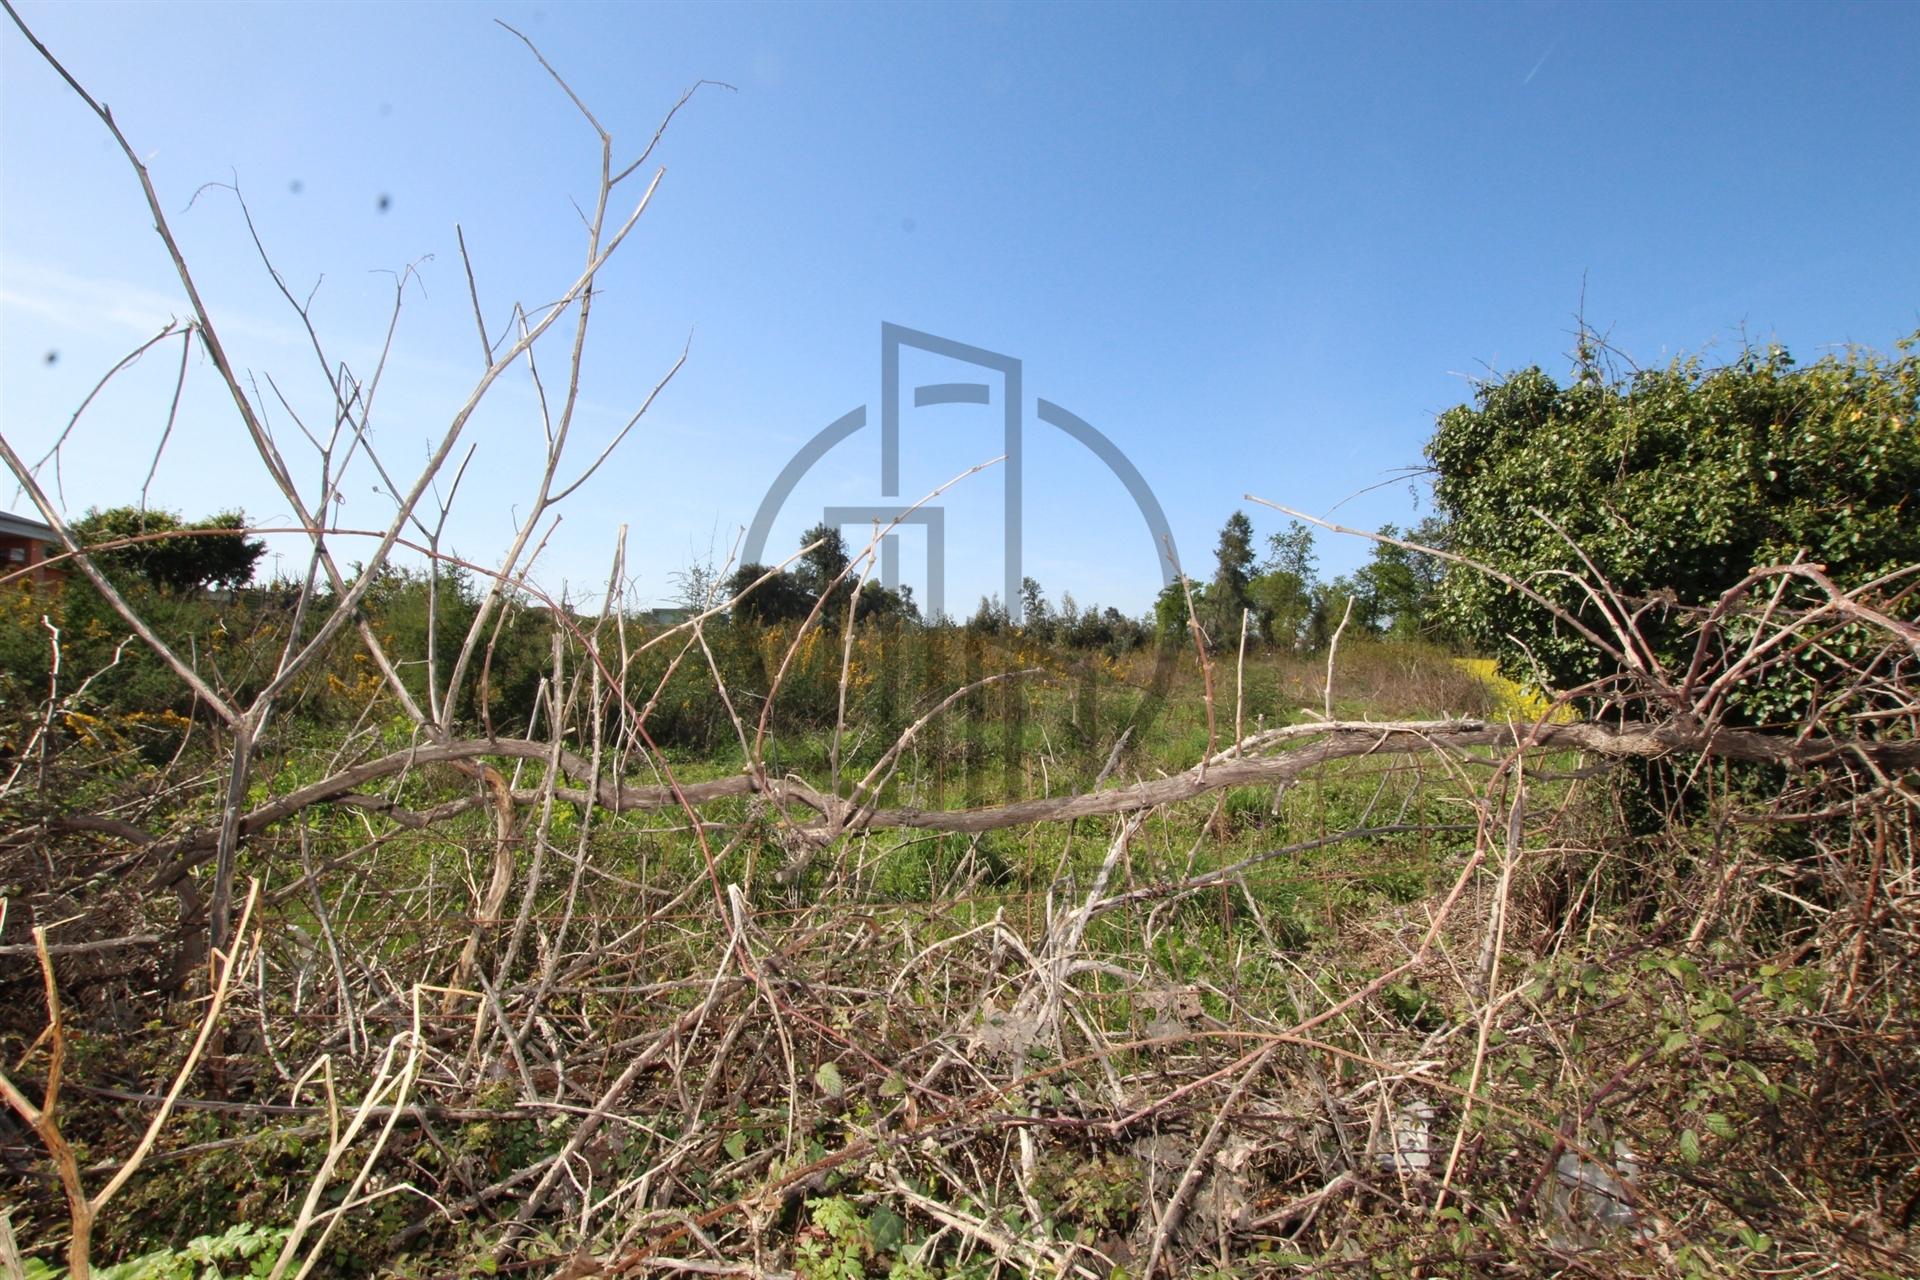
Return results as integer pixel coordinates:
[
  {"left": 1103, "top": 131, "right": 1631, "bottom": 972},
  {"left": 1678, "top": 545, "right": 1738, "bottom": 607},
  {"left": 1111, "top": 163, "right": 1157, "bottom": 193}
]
[{"left": 1523, "top": 38, "right": 1560, "bottom": 86}]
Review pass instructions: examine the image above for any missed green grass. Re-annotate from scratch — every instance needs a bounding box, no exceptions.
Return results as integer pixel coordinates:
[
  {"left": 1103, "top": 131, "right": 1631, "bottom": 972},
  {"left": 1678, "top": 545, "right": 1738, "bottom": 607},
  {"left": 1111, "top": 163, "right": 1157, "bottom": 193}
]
[{"left": 15, "top": 624, "right": 1898, "bottom": 1280}]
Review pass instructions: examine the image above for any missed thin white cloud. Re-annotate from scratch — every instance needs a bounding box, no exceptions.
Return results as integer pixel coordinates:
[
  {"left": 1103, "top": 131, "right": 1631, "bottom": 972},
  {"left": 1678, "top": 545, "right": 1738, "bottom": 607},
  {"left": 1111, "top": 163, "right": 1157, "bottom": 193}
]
[
  {"left": 0, "top": 261, "right": 300, "bottom": 349},
  {"left": 1522, "top": 38, "right": 1560, "bottom": 87}
]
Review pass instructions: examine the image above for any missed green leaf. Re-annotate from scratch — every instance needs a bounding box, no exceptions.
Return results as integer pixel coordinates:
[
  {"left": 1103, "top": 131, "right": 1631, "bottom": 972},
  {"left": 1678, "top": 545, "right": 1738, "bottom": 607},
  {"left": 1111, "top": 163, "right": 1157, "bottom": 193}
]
[
  {"left": 815, "top": 1062, "right": 845, "bottom": 1098},
  {"left": 1679, "top": 1128, "right": 1702, "bottom": 1164},
  {"left": 870, "top": 1206, "right": 906, "bottom": 1252},
  {"left": 1704, "top": 1112, "right": 1737, "bottom": 1141}
]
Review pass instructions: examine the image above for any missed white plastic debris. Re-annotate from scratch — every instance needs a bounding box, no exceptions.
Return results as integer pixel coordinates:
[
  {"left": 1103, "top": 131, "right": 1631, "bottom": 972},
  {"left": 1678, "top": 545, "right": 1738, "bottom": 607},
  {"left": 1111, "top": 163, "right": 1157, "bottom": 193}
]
[
  {"left": 1376, "top": 1101, "right": 1436, "bottom": 1173},
  {"left": 1550, "top": 1144, "right": 1649, "bottom": 1246}
]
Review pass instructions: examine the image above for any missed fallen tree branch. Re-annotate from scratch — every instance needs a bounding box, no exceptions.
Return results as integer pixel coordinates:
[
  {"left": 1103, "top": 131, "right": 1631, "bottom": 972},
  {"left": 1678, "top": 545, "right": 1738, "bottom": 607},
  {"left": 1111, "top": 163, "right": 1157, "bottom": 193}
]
[
  {"left": 0, "top": 935, "right": 165, "bottom": 958},
  {"left": 26, "top": 718, "right": 1914, "bottom": 893}
]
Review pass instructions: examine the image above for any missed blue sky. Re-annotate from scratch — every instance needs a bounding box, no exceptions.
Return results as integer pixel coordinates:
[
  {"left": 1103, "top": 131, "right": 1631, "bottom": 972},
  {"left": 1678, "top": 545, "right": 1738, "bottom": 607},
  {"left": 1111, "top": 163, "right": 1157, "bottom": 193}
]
[{"left": 4, "top": 0, "right": 1916, "bottom": 617}]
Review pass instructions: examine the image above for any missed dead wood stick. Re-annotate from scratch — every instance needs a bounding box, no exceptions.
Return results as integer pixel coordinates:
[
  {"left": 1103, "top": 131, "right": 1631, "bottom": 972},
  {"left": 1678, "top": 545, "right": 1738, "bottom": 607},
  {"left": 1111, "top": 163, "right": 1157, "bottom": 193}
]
[{"left": 88, "top": 718, "right": 1920, "bottom": 894}]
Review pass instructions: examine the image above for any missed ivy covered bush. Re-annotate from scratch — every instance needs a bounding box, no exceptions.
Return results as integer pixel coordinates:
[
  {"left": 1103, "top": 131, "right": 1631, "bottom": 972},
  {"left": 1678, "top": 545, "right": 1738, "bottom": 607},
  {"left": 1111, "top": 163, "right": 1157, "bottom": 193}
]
[{"left": 1426, "top": 333, "right": 1920, "bottom": 723}]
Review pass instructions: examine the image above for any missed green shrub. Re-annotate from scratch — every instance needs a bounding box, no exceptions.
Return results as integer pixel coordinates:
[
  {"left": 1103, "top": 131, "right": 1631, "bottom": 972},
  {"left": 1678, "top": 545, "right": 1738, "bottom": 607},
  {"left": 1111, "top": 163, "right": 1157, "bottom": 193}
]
[
  {"left": 24, "top": 1223, "right": 289, "bottom": 1280},
  {"left": 1427, "top": 333, "right": 1920, "bottom": 723}
]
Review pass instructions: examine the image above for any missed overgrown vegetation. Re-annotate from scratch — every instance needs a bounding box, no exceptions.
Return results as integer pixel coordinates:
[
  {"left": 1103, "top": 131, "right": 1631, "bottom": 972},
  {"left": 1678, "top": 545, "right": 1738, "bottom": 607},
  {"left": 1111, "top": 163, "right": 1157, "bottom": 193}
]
[
  {"left": 67, "top": 508, "right": 267, "bottom": 598},
  {"left": 1428, "top": 335, "right": 1920, "bottom": 720},
  {"left": 2, "top": 11, "right": 1915, "bottom": 1279}
]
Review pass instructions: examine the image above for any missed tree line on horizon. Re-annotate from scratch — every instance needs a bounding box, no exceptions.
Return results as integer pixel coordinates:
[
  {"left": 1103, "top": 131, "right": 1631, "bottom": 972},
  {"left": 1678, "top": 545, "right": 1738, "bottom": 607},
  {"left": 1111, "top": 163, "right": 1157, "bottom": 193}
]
[
  {"left": 716, "top": 512, "right": 1450, "bottom": 657},
  {"left": 12, "top": 332, "right": 1915, "bottom": 740}
]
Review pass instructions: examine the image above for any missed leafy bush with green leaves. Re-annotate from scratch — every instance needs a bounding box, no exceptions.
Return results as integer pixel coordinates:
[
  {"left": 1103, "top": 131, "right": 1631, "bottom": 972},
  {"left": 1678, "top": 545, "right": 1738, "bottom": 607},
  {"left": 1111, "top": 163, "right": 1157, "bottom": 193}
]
[
  {"left": 70, "top": 507, "right": 265, "bottom": 595},
  {"left": 23, "top": 1223, "right": 289, "bottom": 1280},
  {"left": 1426, "top": 333, "right": 1920, "bottom": 721}
]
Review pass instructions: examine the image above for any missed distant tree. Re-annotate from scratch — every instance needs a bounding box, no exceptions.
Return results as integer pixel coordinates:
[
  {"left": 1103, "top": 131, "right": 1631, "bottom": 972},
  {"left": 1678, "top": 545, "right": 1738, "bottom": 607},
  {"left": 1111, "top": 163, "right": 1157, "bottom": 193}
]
[
  {"left": 1103, "top": 605, "right": 1144, "bottom": 651},
  {"left": 1153, "top": 578, "right": 1197, "bottom": 644},
  {"left": 71, "top": 505, "right": 265, "bottom": 594},
  {"left": 1305, "top": 575, "right": 1378, "bottom": 648},
  {"left": 1404, "top": 515, "right": 1454, "bottom": 642},
  {"left": 967, "top": 593, "right": 1009, "bottom": 634},
  {"left": 723, "top": 526, "right": 879, "bottom": 626},
  {"left": 1341, "top": 518, "right": 1454, "bottom": 642},
  {"left": 1352, "top": 524, "right": 1423, "bottom": 640},
  {"left": 723, "top": 562, "right": 813, "bottom": 624},
  {"left": 1202, "top": 511, "right": 1256, "bottom": 642},
  {"left": 1248, "top": 569, "right": 1312, "bottom": 647},
  {"left": 670, "top": 555, "right": 723, "bottom": 612},
  {"left": 796, "top": 523, "right": 851, "bottom": 597},
  {"left": 1247, "top": 519, "right": 1318, "bottom": 647},
  {"left": 795, "top": 522, "right": 857, "bottom": 621},
  {"left": 857, "top": 579, "right": 919, "bottom": 623},
  {"left": 1060, "top": 595, "right": 1102, "bottom": 648},
  {"left": 1265, "top": 520, "right": 1317, "bottom": 583},
  {"left": 1018, "top": 576, "right": 1055, "bottom": 640}
]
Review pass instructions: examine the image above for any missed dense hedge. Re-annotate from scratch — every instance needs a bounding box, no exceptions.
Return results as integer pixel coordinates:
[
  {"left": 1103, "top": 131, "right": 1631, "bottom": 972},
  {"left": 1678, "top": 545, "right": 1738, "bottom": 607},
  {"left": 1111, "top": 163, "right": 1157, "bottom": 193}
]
[{"left": 1426, "top": 334, "right": 1920, "bottom": 724}]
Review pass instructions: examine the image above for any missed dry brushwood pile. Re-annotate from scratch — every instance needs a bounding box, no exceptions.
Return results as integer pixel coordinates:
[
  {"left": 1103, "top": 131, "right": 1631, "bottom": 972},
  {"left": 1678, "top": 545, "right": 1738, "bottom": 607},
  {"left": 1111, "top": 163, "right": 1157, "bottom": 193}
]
[{"left": 3, "top": 13, "right": 1919, "bottom": 1280}]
